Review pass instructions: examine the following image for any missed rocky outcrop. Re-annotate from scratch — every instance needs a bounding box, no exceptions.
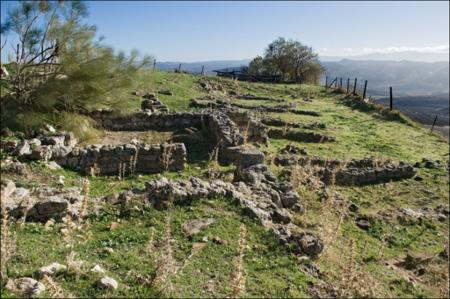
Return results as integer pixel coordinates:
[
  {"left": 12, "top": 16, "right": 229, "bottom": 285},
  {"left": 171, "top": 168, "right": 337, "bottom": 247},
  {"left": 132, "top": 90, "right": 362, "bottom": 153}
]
[
  {"left": 143, "top": 174, "right": 321, "bottom": 256},
  {"left": 56, "top": 143, "right": 186, "bottom": 175},
  {"left": 268, "top": 128, "right": 335, "bottom": 143},
  {"left": 1, "top": 180, "right": 84, "bottom": 222},
  {"left": 1, "top": 132, "right": 78, "bottom": 162}
]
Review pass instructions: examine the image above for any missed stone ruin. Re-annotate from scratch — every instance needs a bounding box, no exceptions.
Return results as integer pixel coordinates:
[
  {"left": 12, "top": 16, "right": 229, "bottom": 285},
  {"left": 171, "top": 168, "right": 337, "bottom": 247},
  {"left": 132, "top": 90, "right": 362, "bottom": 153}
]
[
  {"left": 56, "top": 143, "right": 186, "bottom": 176},
  {"left": 268, "top": 128, "right": 335, "bottom": 143},
  {"left": 140, "top": 93, "right": 169, "bottom": 113},
  {"left": 261, "top": 117, "right": 326, "bottom": 130},
  {"left": 189, "top": 97, "right": 322, "bottom": 117},
  {"left": 275, "top": 149, "right": 416, "bottom": 186},
  {"left": 0, "top": 94, "right": 421, "bottom": 257}
]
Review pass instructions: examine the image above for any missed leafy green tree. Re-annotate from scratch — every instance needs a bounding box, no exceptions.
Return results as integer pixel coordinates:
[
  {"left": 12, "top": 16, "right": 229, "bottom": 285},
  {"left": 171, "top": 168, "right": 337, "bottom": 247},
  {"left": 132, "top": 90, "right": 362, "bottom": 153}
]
[
  {"left": 248, "top": 55, "right": 266, "bottom": 76},
  {"left": 248, "top": 37, "right": 323, "bottom": 83}
]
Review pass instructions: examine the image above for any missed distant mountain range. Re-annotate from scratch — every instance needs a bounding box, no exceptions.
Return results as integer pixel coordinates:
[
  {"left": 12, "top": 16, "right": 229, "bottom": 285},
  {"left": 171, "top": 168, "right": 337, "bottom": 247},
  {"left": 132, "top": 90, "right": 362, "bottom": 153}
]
[{"left": 320, "top": 51, "right": 449, "bottom": 63}]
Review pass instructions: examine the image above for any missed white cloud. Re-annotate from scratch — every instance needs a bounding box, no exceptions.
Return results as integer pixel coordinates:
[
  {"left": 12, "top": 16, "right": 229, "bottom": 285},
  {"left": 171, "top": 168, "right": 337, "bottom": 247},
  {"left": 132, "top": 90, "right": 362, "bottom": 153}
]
[
  {"left": 362, "top": 45, "right": 449, "bottom": 54},
  {"left": 343, "top": 48, "right": 353, "bottom": 52}
]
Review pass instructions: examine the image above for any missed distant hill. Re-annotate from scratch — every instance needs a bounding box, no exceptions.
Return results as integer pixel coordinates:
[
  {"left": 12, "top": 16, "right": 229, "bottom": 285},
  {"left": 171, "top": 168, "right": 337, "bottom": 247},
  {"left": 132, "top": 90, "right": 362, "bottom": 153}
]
[
  {"left": 320, "top": 51, "right": 449, "bottom": 62},
  {"left": 155, "top": 59, "right": 251, "bottom": 75}
]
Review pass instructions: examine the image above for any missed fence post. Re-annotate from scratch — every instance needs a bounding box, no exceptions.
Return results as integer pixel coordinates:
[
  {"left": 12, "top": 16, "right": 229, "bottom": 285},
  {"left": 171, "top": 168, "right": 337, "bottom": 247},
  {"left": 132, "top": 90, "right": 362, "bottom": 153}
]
[
  {"left": 325, "top": 76, "right": 328, "bottom": 88},
  {"left": 340, "top": 78, "right": 342, "bottom": 88},
  {"left": 177, "top": 63, "right": 182, "bottom": 73},
  {"left": 389, "top": 87, "right": 393, "bottom": 110},
  {"left": 153, "top": 59, "right": 156, "bottom": 70},
  {"left": 353, "top": 78, "right": 357, "bottom": 94},
  {"left": 201, "top": 65, "right": 205, "bottom": 75},
  {"left": 430, "top": 115, "right": 438, "bottom": 133},
  {"left": 346, "top": 78, "right": 350, "bottom": 93},
  {"left": 362, "top": 80, "right": 368, "bottom": 99},
  {"left": 334, "top": 77, "right": 338, "bottom": 88}
]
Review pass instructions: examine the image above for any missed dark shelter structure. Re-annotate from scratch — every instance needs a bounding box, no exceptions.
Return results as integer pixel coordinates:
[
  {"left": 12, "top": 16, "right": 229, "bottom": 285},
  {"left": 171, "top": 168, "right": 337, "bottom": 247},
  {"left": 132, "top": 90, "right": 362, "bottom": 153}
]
[{"left": 213, "top": 67, "right": 282, "bottom": 83}]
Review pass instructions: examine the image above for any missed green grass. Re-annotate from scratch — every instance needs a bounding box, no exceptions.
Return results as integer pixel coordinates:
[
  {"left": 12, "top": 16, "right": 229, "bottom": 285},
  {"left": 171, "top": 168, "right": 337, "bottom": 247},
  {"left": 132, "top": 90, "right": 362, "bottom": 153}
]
[{"left": 1, "top": 71, "right": 448, "bottom": 298}]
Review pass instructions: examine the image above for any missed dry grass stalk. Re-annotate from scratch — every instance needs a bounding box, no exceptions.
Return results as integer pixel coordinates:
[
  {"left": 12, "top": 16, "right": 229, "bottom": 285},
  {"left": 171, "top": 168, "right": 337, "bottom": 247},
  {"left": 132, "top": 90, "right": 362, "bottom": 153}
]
[
  {"left": 231, "top": 223, "right": 247, "bottom": 298},
  {"left": 129, "top": 147, "right": 139, "bottom": 175},
  {"left": 161, "top": 143, "right": 175, "bottom": 172},
  {"left": 42, "top": 274, "right": 74, "bottom": 298},
  {"left": 152, "top": 216, "right": 178, "bottom": 295},
  {"left": 333, "top": 237, "right": 382, "bottom": 298},
  {"left": 79, "top": 179, "right": 90, "bottom": 220},
  {"left": 241, "top": 122, "right": 250, "bottom": 144},
  {"left": 208, "top": 141, "right": 221, "bottom": 168},
  {"left": 0, "top": 192, "right": 17, "bottom": 280},
  {"left": 178, "top": 242, "right": 207, "bottom": 275}
]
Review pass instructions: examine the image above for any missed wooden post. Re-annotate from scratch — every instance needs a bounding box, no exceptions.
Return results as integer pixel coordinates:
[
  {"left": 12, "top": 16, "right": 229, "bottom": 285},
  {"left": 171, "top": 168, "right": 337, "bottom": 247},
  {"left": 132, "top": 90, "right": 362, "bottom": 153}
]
[
  {"left": 430, "top": 115, "right": 438, "bottom": 133},
  {"left": 178, "top": 63, "right": 182, "bottom": 73},
  {"left": 201, "top": 65, "right": 205, "bottom": 75},
  {"left": 16, "top": 43, "right": 20, "bottom": 62},
  {"left": 362, "top": 80, "right": 368, "bottom": 99},
  {"left": 340, "top": 78, "right": 342, "bottom": 88},
  {"left": 346, "top": 78, "right": 350, "bottom": 93},
  {"left": 153, "top": 59, "right": 156, "bottom": 69},
  {"left": 325, "top": 76, "right": 328, "bottom": 88},
  {"left": 389, "top": 87, "right": 393, "bottom": 110},
  {"left": 353, "top": 78, "right": 357, "bottom": 94}
]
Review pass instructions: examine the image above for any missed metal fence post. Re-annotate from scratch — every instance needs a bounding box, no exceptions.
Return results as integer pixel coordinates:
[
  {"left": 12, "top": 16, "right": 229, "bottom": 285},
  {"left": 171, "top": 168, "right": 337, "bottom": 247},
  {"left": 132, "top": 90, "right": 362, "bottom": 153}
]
[{"left": 389, "top": 87, "right": 393, "bottom": 110}]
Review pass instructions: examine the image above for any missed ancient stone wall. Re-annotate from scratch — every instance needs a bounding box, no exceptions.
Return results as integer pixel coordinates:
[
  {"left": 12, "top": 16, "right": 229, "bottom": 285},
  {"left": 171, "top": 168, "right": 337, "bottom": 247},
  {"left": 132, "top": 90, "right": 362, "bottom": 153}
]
[
  {"left": 225, "top": 110, "right": 269, "bottom": 145},
  {"left": 275, "top": 155, "right": 416, "bottom": 186},
  {"left": 90, "top": 110, "right": 245, "bottom": 164},
  {"left": 268, "top": 128, "right": 335, "bottom": 143},
  {"left": 56, "top": 143, "right": 186, "bottom": 175},
  {"left": 91, "top": 110, "right": 206, "bottom": 132}
]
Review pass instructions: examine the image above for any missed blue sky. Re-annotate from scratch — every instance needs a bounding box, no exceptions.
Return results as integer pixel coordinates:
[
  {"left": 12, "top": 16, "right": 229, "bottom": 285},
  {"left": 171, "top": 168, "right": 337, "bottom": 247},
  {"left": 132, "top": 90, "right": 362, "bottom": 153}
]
[{"left": 1, "top": 1, "right": 449, "bottom": 62}]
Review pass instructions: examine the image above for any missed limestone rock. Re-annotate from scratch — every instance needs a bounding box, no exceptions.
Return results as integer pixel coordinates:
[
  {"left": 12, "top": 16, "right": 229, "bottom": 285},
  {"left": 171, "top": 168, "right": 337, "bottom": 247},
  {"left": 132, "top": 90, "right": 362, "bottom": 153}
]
[
  {"left": 91, "top": 264, "right": 106, "bottom": 274},
  {"left": 29, "top": 146, "right": 53, "bottom": 161},
  {"left": 96, "top": 276, "right": 118, "bottom": 290},
  {"left": 14, "top": 140, "right": 31, "bottom": 156},
  {"left": 271, "top": 209, "right": 292, "bottom": 224},
  {"left": 182, "top": 218, "right": 215, "bottom": 236},
  {"left": 46, "top": 161, "right": 62, "bottom": 170},
  {"left": 1, "top": 179, "right": 16, "bottom": 199},
  {"left": 38, "top": 262, "right": 67, "bottom": 277},
  {"left": 5, "top": 277, "right": 45, "bottom": 297}
]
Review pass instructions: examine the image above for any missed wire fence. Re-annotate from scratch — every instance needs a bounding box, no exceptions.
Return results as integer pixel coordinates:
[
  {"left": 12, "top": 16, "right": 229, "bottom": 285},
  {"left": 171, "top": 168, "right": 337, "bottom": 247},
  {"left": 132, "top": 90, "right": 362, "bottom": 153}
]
[{"left": 324, "top": 76, "right": 449, "bottom": 135}]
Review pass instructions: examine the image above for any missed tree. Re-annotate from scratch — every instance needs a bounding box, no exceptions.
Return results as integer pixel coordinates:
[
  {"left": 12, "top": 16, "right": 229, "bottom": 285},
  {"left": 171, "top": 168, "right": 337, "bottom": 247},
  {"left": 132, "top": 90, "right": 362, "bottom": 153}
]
[
  {"left": 1, "top": 0, "right": 150, "bottom": 114},
  {"left": 248, "top": 55, "right": 265, "bottom": 76},
  {"left": 248, "top": 37, "right": 323, "bottom": 83}
]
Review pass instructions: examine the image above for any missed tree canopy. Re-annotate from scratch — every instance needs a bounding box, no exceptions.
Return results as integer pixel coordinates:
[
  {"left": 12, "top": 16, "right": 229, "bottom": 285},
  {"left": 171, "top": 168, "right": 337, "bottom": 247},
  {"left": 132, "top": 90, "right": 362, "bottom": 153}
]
[
  {"left": 248, "top": 37, "right": 323, "bottom": 83},
  {"left": 1, "top": 0, "right": 151, "bottom": 133}
]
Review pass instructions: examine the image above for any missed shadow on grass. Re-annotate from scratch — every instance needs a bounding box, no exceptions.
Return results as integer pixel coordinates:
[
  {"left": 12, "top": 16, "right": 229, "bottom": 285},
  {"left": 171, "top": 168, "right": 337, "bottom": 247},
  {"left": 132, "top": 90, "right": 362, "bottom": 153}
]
[{"left": 338, "top": 95, "right": 414, "bottom": 125}]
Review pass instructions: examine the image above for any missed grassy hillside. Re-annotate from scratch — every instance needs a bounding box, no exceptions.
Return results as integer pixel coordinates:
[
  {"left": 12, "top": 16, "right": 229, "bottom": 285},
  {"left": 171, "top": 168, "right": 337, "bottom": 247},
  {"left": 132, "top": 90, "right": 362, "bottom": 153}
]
[{"left": 1, "top": 71, "right": 448, "bottom": 298}]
